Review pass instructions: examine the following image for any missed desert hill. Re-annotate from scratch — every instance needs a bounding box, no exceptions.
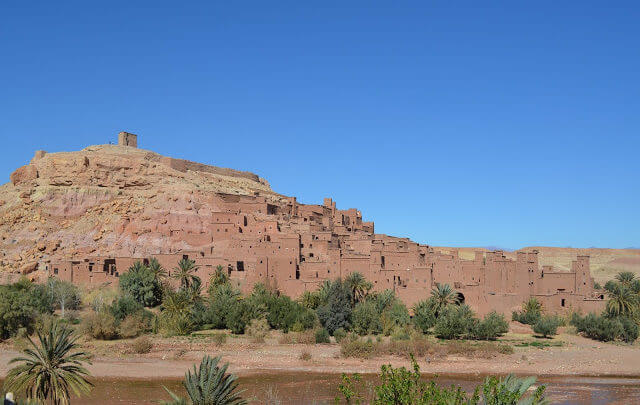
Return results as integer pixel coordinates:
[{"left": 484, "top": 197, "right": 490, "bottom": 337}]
[{"left": 0, "top": 144, "right": 279, "bottom": 275}]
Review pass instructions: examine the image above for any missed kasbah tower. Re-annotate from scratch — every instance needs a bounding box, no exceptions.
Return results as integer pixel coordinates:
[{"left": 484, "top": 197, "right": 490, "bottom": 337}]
[{"left": 32, "top": 132, "right": 605, "bottom": 316}]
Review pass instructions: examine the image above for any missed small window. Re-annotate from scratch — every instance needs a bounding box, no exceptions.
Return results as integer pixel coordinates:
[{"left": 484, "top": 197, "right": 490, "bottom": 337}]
[
  {"left": 54, "top": 268, "right": 59, "bottom": 275},
  {"left": 561, "top": 298, "right": 566, "bottom": 307},
  {"left": 236, "top": 261, "right": 245, "bottom": 271}
]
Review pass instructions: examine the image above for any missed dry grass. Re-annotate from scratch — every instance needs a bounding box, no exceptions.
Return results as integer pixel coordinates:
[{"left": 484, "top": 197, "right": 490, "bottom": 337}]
[
  {"left": 278, "top": 330, "right": 315, "bottom": 345},
  {"left": 299, "top": 350, "right": 312, "bottom": 361}
]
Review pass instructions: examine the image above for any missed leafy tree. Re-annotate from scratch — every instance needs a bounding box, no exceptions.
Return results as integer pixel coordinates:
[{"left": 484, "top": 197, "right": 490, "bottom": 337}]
[
  {"left": 533, "top": 316, "right": 559, "bottom": 338},
  {"left": 119, "top": 262, "right": 163, "bottom": 307},
  {"left": 472, "top": 311, "right": 509, "bottom": 340},
  {"left": 161, "top": 355, "right": 246, "bottom": 405},
  {"left": 46, "top": 278, "right": 80, "bottom": 318},
  {"left": 203, "top": 284, "right": 241, "bottom": 329},
  {"left": 352, "top": 300, "right": 383, "bottom": 336},
  {"left": 0, "top": 280, "right": 53, "bottom": 339},
  {"left": 512, "top": 298, "right": 543, "bottom": 325},
  {"left": 571, "top": 313, "right": 625, "bottom": 342},
  {"left": 226, "top": 298, "right": 265, "bottom": 335},
  {"left": 344, "top": 272, "right": 372, "bottom": 306},
  {"left": 380, "top": 301, "right": 411, "bottom": 336},
  {"left": 412, "top": 299, "right": 437, "bottom": 334},
  {"left": 317, "top": 279, "right": 352, "bottom": 335},
  {"left": 298, "top": 290, "right": 322, "bottom": 310},
  {"left": 109, "top": 294, "right": 145, "bottom": 322},
  {"left": 430, "top": 284, "right": 459, "bottom": 317},
  {"left": 173, "top": 258, "right": 199, "bottom": 291},
  {"left": 434, "top": 305, "right": 477, "bottom": 339},
  {"left": 4, "top": 323, "right": 92, "bottom": 405}
]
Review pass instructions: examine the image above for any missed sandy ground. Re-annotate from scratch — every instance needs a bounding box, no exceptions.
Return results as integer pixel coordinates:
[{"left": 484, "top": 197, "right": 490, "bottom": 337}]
[{"left": 2, "top": 325, "right": 639, "bottom": 379}]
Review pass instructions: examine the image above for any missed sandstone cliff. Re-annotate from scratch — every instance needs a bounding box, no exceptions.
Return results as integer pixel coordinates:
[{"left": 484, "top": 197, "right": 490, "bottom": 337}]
[{"left": 0, "top": 144, "right": 279, "bottom": 275}]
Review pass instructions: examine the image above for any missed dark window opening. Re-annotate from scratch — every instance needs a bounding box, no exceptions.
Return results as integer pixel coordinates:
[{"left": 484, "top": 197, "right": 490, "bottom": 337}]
[
  {"left": 315, "top": 272, "right": 318, "bottom": 278},
  {"left": 381, "top": 256, "right": 386, "bottom": 269},
  {"left": 88, "top": 264, "right": 93, "bottom": 272},
  {"left": 244, "top": 216, "right": 248, "bottom": 226},
  {"left": 456, "top": 293, "right": 465, "bottom": 305},
  {"left": 54, "top": 268, "right": 59, "bottom": 275},
  {"left": 143, "top": 258, "right": 149, "bottom": 266},
  {"left": 236, "top": 261, "right": 245, "bottom": 271},
  {"left": 309, "top": 253, "right": 314, "bottom": 258},
  {"left": 561, "top": 298, "right": 566, "bottom": 307},
  {"left": 296, "top": 266, "right": 300, "bottom": 280},
  {"left": 183, "top": 255, "right": 189, "bottom": 260}
]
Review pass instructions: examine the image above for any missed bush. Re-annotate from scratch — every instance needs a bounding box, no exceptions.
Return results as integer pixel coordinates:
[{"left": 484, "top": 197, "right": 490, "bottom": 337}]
[
  {"left": 391, "top": 326, "right": 412, "bottom": 341},
  {"left": 333, "top": 327, "right": 348, "bottom": 343},
  {"left": 512, "top": 298, "right": 542, "bottom": 325},
  {"left": 82, "top": 311, "right": 119, "bottom": 340},
  {"left": 226, "top": 298, "right": 264, "bottom": 334},
  {"left": 571, "top": 313, "right": 625, "bottom": 342},
  {"left": 131, "top": 336, "right": 153, "bottom": 354},
  {"left": 0, "top": 279, "right": 54, "bottom": 339},
  {"left": 315, "top": 328, "right": 331, "bottom": 343},
  {"left": 316, "top": 280, "right": 352, "bottom": 335},
  {"left": 352, "top": 300, "right": 382, "bottom": 336},
  {"left": 119, "top": 313, "right": 150, "bottom": 339},
  {"left": 341, "top": 338, "right": 376, "bottom": 358},
  {"left": 83, "top": 287, "right": 119, "bottom": 311},
  {"left": 119, "top": 262, "right": 163, "bottom": 307},
  {"left": 533, "top": 316, "right": 559, "bottom": 338},
  {"left": 473, "top": 311, "right": 509, "bottom": 340},
  {"left": 412, "top": 299, "right": 437, "bottom": 334},
  {"left": 381, "top": 302, "right": 411, "bottom": 336},
  {"left": 619, "top": 317, "right": 639, "bottom": 343},
  {"left": 109, "top": 294, "right": 145, "bottom": 322},
  {"left": 203, "top": 284, "right": 241, "bottom": 329},
  {"left": 434, "top": 305, "right": 477, "bottom": 340},
  {"left": 246, "top": 318, "right": 270, "bottom": 343}
]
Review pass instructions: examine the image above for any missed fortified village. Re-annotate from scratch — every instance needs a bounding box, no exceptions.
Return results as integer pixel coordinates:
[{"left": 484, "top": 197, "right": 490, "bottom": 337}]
[{"left": 6, "top": 133, "right": 605, "bottom": 316}]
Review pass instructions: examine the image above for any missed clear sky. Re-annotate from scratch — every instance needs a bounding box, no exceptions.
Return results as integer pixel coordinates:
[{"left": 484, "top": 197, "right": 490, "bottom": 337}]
[{"left": 1, "top": 1, "right": 638, "bottom": 249}]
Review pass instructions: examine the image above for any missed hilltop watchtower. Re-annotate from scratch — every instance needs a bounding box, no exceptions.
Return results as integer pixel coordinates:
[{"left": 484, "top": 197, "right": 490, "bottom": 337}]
[{"left": 118, "top": 131, "right": 138, "bottom": 147}]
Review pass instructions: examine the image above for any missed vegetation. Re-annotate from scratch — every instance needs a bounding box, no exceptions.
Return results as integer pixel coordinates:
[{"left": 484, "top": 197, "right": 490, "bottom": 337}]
[
  {"left": 160, "top": 355, "right": 246, "bottom": 405},
  {"left": 0, "top": 278, "right": 53, "bottom": 339},
  {"left": 46, "top": 278, "right": 81, "bottom": 318},
  {"left": 119, "top": 261, "right": 163, "bottom": 307},
  {"left": 4, "top": 322, "right": 93, "bottom": 405},
  {"left": 335, "top": 356, "right": 547, "bottom": 404},
  {"left": 533, "top": 316, "right": 560, "bottom": 338},
  {"left": 512, "top": 298, "right": 542, "bottom": 325}
]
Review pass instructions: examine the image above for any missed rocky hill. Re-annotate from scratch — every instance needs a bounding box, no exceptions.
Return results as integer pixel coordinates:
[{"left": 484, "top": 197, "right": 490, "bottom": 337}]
[
  {"left": 1, "top": 142, "right": 638, "bottom": 284},
  {"left": 0, "top": 144, "right": 279, "bottom": 275}
]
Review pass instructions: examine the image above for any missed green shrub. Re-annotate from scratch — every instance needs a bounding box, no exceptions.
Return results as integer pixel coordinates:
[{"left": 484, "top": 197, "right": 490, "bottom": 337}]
[
  {"left": 619, "top": 317, "right": 639, "bottom": 343},
  {"left": 315, "top": 327, "right": 330, "bottom": 343},
  {"left": 352, "top": 300, "right": 382, "bottom": 335},
  {"left": 533, "top": 316, "right": 559, "bottom": 338},
  {"left": 316, "top": 279, "right": 352, "bottom": 335},
  {"left": 109, "top": 294, "right": 145, "bottom": 322},
  {"left": 225, "top": 298, "right": 264, "bottom": 334},
  {"left": 202, "top": 284, "right": 240, "bottom": 329},
  {"left": 472, "top": 311, "right": 509, "bottom": 340},
  {"left": 390, "top": 326, "right": 412, "bottom": 341},
  {"left": 412, "top": 299, "right": 437, "bottom": 334},
  {"left": 0, "top": 279, "right": 54, "bottom": 339},
  {"left": 434, "top": 305, "right": 477, "bottom": 340},
  {"left": 119, "top": 262, "right": 163, "bottom": 307},
  {"left": 512, "top": 298, "right": 542, "bottom": 325},
  {"left": 333, "top": 327, "right": 347, "bottom": 343},
  {"left": 571, "top": 313, "right": 625, "bottom": 342},
  {"left": 381, "top": 301, "right": 411, "bottom": 336}
]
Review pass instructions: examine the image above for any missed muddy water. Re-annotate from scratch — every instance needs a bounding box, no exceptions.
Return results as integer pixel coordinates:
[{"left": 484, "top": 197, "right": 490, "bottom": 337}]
[{"left": 4, "top": 374, "right": 640, "bottom": 404}]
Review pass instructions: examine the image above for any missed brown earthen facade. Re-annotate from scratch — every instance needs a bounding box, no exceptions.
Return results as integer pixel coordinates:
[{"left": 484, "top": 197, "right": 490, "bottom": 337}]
[{"left": 48, "top": 193, "right": 606, "bottom": 315}]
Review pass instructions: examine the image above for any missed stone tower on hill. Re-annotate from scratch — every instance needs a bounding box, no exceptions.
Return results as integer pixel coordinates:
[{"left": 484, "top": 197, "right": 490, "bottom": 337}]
[{"left": 118, "top": 131, "right": 137, "bottom": 147}]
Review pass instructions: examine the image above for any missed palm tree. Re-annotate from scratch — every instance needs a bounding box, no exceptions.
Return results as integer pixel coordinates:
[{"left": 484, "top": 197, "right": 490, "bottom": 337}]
[
  {"left": 523, "top": 297, "right": 543, "bottom": 314},
  {"left": 605, "top": 282, "right": 638, "bottom": 318},
  {"left": 148, "top": 258, "right": 168, "bottom": 280},
  {"left": 173, "top": 258, "right": 199, "bottom": 291},
  {"left": 209, "top": 265, "right": 230, "bottom": 290},
  {"left": 345, "top": 272, "right": 373, "bottom": 306},
  {"left": 4, "top": 323, "right": 93, "bottom": 405},
  {"left": 161, "top": 355, "right": 246, "bottom": 405},
  {"left": 482, "top": 374, "right": 548, "bottom": 404},
  {"left": 160, "top": 289, "right": 195, "bottom": 336},
  {"left": 430, "top": 283, "right": 459, "bottom": 316},
  {"left": 615, "top": 271, "right": 636, "bottom": 286}
]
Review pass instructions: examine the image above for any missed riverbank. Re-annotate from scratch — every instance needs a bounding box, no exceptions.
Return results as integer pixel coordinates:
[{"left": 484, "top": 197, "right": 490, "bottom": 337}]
[{"left": 2, "top": 324, "right": 639, "bottom": 379}]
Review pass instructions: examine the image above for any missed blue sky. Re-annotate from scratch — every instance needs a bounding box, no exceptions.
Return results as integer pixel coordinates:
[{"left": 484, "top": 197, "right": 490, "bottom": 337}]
[{"left": 1, "top": 1, "right": 639, "bottom": 249}]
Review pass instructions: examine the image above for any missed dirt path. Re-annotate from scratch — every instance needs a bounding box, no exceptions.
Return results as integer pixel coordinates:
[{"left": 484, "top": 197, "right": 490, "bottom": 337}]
[{"left": 1, "top": 331, "right": 639, "bottom": 379}]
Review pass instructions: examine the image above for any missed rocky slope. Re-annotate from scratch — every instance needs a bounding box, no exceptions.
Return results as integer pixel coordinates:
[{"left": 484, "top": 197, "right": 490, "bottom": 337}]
[
  {"left": 0, "top": 144, "right": 279, "bottom": 275},
  {"left": 1, "top": 144, "right": 638, "bottom": 284}
]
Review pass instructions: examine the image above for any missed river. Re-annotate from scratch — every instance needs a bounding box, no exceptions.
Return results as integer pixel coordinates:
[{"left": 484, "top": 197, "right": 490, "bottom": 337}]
[{"left": 4, "top": 373, "right": 639, "bottom": 404}]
